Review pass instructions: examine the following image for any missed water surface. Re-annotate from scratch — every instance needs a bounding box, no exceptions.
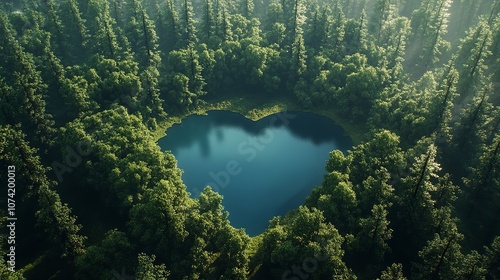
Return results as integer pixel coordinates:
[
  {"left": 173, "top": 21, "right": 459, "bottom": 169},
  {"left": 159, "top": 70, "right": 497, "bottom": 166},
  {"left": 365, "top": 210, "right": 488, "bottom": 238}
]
[{"left": 158, "top": 110, "right": 352, "bottom": 236}]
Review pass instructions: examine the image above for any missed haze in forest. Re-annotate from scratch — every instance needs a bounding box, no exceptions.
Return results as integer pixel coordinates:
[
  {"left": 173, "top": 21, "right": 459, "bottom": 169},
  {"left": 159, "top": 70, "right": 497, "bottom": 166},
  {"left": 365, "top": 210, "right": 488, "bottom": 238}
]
[{"left": 0, "top": 0, "right": 499, "bottom": 279}]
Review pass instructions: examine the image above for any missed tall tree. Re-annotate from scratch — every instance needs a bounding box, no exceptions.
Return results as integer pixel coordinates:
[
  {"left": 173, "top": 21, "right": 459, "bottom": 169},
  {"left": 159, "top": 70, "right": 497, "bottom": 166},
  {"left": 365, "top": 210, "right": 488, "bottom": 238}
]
[
  {"left": 240, "top": 0, "right": 254, "bottom": 18},
  {"left": 86, "top": 0, "right": 121, "bottom": 59},
  {"left": 59, "top": 0, "right": 89, "bottom": 63},
  {"left": 0, "top": 13, "right": 55, "bottom": 151},
  {"left": 455, "top": 20, "right": 492, "bottom": 100},
  {"left": 427, "top": 64, "right": 458, "bottom": 145},
  {"left": 304, "top": 6, "right": 330, "bottom": 53},
  {"left": 164, "top": 45, "right": 206, "bottom": 110},
  {"left": 125, "top": 0, "right": 161, "bottom": 68},
  {"left": 355, "top": 204, "right": 393, "bottom": 262},
  {"left": 134, "top": 253, "right": 169, "bottom": 279},
  {"left": 369, "top": 0, "right": 397, "bottom": 42},
  {"left": 454, "top": 85, "right": 494, "bottom": 159},
  {"left": 200, "top": 0, "right": 215, "bottom": 43},
  {"left": 408, "top": 0, "right": 452, "bottom": 75},
  {"left": 377, "top": 263, "right": 407, "bottom": 280},
  {"left": 483, "top": 236, "right": 500, "bottom": 279},
  {"left": 463, "top": 135, "right": 500, "bottom": 214},
  {"left": 40, "top": 0, "right": 67, "bottom": 58},
  {"left": 179, "top": 0, "right": 198, "bottom": 47},
  {"left": 156, "top": 0, "right": 180, "bottom": 53},
  {"left": 0, "top": 126, "right": 86, "bottom": 259},
  {"left": 414, "top": 230, "right": 464, "bottom": 280}
]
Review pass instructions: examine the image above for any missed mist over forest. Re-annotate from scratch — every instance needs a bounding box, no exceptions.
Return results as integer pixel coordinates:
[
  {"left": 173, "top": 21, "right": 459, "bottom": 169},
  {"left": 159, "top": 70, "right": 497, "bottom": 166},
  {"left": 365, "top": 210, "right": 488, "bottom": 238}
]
[{"left": 0, "top": 0, "right": 499, "bottom": 279}]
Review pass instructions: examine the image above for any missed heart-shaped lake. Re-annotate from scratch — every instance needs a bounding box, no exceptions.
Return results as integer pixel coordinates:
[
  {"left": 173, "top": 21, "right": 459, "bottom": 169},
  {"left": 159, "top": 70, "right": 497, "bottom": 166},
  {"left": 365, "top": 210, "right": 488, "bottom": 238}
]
[{"left": 157, "top": 110, "right": 352, "bottom": 236}]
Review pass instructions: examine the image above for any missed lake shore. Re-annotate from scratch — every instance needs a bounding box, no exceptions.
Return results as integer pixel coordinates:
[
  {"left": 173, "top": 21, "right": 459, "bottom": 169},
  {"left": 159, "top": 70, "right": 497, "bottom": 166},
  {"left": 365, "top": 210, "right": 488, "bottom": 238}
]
[{"left": 155, "top": 93, "right": 366, "bottom": 145}]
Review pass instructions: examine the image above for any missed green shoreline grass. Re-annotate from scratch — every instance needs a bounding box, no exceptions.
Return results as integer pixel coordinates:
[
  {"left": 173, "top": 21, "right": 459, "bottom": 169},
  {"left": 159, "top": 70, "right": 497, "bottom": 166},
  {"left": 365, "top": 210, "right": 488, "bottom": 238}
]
[{"left": 154, "top": 93, "right": 366, "bottom": 145}]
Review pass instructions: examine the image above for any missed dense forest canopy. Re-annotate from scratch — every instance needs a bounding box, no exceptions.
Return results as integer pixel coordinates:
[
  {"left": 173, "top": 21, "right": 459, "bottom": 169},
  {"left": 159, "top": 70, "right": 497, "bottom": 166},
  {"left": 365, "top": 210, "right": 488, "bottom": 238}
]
[{"left": 0, "top": 0, "right": 499, "bottom": 279}]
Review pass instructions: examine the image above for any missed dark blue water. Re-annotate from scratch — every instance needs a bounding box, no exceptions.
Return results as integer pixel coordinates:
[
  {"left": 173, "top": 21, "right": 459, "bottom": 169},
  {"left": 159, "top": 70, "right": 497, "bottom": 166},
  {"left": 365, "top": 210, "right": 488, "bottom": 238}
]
[{"left": 157, "top": 110, "right": 352, "bottom": 236}]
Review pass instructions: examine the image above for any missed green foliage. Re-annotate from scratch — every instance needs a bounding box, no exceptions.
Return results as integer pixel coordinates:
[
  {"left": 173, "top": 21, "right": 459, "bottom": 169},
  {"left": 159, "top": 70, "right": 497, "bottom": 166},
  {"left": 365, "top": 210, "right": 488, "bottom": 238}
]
[
  {"left": 135, "top": 253, "right": 169, "bottom": 280},
  {"left": 0, "top": 257, "right": 26, "bottom": 280},
  {"left": 0, "top": 126, "right": 86, "bottom": 260},
  {"left": 259, "top": 206, "right": 355, "bottom": 279},
  {"left": 75, "top": 229, "right": 134, "bottom": 280},
  {"left": 377, "top": 263, "right": 406, "bottom": 280},
  {"left": 0, "top": 0, "right": 499, "bottom": 279}
]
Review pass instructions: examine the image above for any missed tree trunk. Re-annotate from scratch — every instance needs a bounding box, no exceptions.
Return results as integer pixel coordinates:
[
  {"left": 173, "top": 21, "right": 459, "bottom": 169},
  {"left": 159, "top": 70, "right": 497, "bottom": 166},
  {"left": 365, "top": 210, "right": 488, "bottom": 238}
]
[{"left": 413, "top": 150, "right": 431, "bottom": 199}]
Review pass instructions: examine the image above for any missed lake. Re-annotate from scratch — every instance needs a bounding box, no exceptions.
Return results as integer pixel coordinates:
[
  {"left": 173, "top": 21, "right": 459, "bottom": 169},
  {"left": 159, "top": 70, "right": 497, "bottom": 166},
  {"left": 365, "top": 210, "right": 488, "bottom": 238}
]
[{"left": 157, "top": 110, "right": 352, "bottom": 236}]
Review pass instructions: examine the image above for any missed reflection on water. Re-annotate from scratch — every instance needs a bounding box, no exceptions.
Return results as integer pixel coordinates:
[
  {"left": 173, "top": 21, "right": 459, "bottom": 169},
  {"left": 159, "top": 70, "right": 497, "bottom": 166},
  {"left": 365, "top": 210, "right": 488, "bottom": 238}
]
[{"left": 157, "top": 110, "right": 352, "bottom": 236}]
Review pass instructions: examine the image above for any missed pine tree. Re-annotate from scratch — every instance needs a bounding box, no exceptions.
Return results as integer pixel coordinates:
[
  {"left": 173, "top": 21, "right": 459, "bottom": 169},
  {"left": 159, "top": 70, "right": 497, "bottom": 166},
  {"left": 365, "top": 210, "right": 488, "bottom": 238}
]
[
  {"left": 60, "top": 0, "right": 89, "bottom": 62},
  {"left": 421, "top": 0, "right": 451, "bottom": 70},
  {"left": 240, "top": 0, "right": 254, "bottom": 18},
  {"left": 464, "top": 135, "right": 500, "bottom": 208},
  {"left": 369, "top": 0, "right": 397, "bottom": 42},
  {"left": 356, "top": 204, "right": 393, "bottom": 262},
  {"left": 0, "top": 126, "right": 86, "bottom": 259},
  {"left": 428, "top": 64, "right": 458, "bottom": 144},
  {"left": 0, "top": 13, "right": 55, "bottom": 151},
  {"left": 86, "top": 0, "right": 121, "bottom": 59},
  {"left": 377, "top": 263, "right": 407, "bottom": 280},
  {"left": 304, "top": 6, "right": 330, "bottom": 52},
  {"left": 179, "top": 0, "right": 198, "bottom": 47},
  {"left": 454, "top": 85, "right": 494, "bottom": 157},
  {"left": 408, "top": 0, "right": 452, "bottom": 75},
  {"left": 40, "top": 0, "right": 67, "bottom": 58},
  {"left": 200, "top": 0, "right": 214, "bottom": 43},
  {"left": 156, "top": 0, "right": 179, "bottom": 53},
  {"left": 455, "top": 20, "right": 492, "bottom": 100},
  {"left": 125, "top": 0, "right": 160, "bottom": 68},
  {"left": 414, "top": 230, "right": 464, "bottom": 280},
  {"left": 330, "top": 1, "right": 346, "bottom": 55}
]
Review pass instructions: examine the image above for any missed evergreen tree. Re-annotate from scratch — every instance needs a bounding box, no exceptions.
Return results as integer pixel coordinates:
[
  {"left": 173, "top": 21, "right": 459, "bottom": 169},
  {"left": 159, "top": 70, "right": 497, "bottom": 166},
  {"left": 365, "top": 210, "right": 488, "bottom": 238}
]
[
  {"left": 60, "top": 0, "right": 89, "bottom": 63},
  {"left": 454, "top": 85, "right": 494, "bottom": 159},
  {"left": 304, "top": 6, "right": 330, "bottom": 53},
  {"left": 165, "top": 45, "right": 206, "bottom": 110},
  {"left": 369, "top": 0, "right": 397, "bottom": 42},
  {"left": 377, "top": 263, "right": 407, "bottom": 280},
  {"left": 455, "top": 20, "right": 492, "bottom": 100},
  {"left": 40, "top": 0, "right": 67, "bottom": 58},
  {"left": 200, "top": 0, "right": 214, "bottom": 43},
  {"left": 86, "top": 0, "right": 121, "bottom": 59},
  {"left": 179, "top": 0, "right": 198, "bottom": 47},
  {"left": 355, "top": 204, "right": 393, "bottom": 262},
  {"left": 125, "top": 0, "right": 160, "bottom": 68},
  {"left": 240, "top": 0, "right": 254, "bottom": 18},
  {"left": 408, "top": 0, "right": 452, "bottom": 75},
  {"left": 0, "top": 126, "right": 86, "bottom": 259},
  {"left": 414, "top": 230, "right": 464, "bottom": 280},
  {"left": 428, "top": 64, "right": 458, "bottom": 145},
  {"left": 135, "top": 253, "right": 169, "bottom": 280},
  {"left": 483, "top": 236, "right": 500, "bottom": 279},
  {"left": 155, "top": 0, "right": 180, "bottom": 53},
  {"left": 0, "top": 12, "right": 55, "bottom": 151}
]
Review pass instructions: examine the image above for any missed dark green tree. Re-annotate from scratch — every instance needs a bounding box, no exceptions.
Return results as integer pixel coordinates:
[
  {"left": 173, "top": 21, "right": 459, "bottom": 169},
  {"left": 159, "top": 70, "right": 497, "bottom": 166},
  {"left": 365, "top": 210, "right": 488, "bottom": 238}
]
[
  {"left": 179, "top": 0, "right": 198, "bottom": 47},
  {"left": 377, "top": 263, "right": 407, "bottom": 280},
  {"left": 455, "top": 20, "right": 492, "bottom": 100},
  {"left": 414, "top": 230, "right": 464, "bottom": 280},
  {"left": 0, "top": 13, "right": 55, "bottom": 150},
  {"left": 75, "top": 229, "right": 134, "bottom": 279},
  {"left": 135, "top": 253, "right": 169, "bottom": 280},
  {"left": 125, "top": 0, "right": 161, "bottom": 68},
  {"left": 155, "top": 0, "right": 180, "bottom": 53},
  {"left": 258, "top": 206, "right": 356, "bottom": 279}
]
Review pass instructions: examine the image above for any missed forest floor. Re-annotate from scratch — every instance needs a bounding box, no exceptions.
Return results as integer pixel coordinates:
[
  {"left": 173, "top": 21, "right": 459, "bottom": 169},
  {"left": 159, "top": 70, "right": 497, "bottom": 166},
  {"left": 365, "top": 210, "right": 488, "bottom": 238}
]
[{"left": 154, "top": 92, "right": 367, "bottom": 145}]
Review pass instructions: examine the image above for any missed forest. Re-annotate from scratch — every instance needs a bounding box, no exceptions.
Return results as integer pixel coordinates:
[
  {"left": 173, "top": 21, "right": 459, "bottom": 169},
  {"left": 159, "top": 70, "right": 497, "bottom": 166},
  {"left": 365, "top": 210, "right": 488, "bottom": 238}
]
[{"left": 0, "top": 0, "right": 499, "bottom": 279}]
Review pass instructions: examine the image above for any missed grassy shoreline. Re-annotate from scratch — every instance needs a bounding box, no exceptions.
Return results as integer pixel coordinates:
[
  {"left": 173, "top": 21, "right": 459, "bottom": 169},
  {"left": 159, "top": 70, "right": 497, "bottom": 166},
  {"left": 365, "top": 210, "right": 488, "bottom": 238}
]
[{"left": 154, "top": 93, "right": 366, "bottom": 145}]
